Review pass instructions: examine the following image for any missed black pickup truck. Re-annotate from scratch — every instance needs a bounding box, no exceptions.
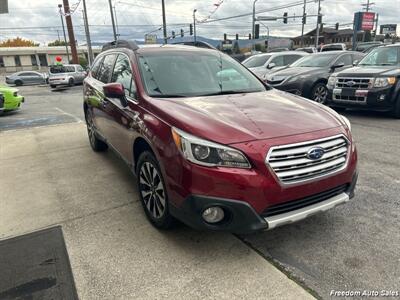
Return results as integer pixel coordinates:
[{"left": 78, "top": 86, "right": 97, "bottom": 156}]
[{"left": 326, "top": 43, "right": 400, "bottom": 118}]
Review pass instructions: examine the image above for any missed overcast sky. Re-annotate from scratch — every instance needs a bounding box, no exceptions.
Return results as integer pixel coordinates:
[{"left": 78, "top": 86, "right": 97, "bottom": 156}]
[{"left": 1, "top": 0, "right": 399, "bottom": 45}]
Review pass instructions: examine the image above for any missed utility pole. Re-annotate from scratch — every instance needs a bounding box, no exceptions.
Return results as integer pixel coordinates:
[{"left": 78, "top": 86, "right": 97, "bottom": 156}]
[
  {"left": 57, "top": 30, "right": 61, "bottom": 42},
  {"left": 82, "top": 0, "right": 93, "bottom": 66},
  {"left": 362, "top": 0, "right": 375, "bottom": 12},
  {"left": 252, "top": 0, "right": 259, "bottom": 51},
  {"left": 108, "top": 0, "right": 117, "bottom": 40},
  {"left": 193, "top": 9, "right": 197, "bottom": 43},
  {"left": 315, "top": 0, "right": 321, "bottom": 48},
  {"left": 63, "top": 0, "right": 78, "bottom": 64},
  {"left": 301, "top": 0, "right": 306, "bottom": 46},
  {"left": 161, "top": 0, "right": 167, "bottom": 44},
  {"left": 58, "top": 4, "right": 70, "bottom": 63}
]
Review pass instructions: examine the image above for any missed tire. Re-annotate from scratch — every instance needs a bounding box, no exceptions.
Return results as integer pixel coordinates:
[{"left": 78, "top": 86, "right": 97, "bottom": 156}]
[
  {"left": 68, "top": 78, "right": 74, "bottom": 87},
  {"left": 15, "top": 80, "right": 23, "bottom": 86},
  {"left": 311, "top": 82, "right": 328, "bottom": 104},
  {"left": 392, "top": 95, "right": 400, "bottom": 119},
  {"left": 85, "top": 109, "right": 108, "bottom": 152},
  {"left": 136, "top": 151, "right": 175, "bottom": 229}
]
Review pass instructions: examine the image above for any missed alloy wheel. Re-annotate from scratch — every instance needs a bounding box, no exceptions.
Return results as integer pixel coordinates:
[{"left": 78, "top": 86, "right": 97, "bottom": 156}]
[
  {"left": 139, "top": 162, "right": 166, "bottom": 219},
  {"left": 313, "top": 85, "right": 328, "bottom": 103},
  {"left": 86, "top": 113, "right": 96, "bottom": 146}
]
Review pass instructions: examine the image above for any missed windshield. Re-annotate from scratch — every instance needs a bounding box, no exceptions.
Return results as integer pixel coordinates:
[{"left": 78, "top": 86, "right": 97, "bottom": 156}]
[
  {"left": 242, "top": 55, "right": 271, "bottom": 68},
  {"left": 291, "top": 54, "right": 337, "bottom": 67},
  {"left": 358, "top": 46, "right": 400, "bottom": 66},
  {"left": 49, "top": 65, "right": 75, "bottom": 74},
  {"left": 138, "top": 52, "right": 266, "bottom": 98}
]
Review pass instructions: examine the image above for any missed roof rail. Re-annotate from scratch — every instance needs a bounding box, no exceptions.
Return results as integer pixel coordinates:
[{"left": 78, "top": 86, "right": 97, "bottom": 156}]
[{"left": 102, "top": 40, "right": 139, "bottom": 52}]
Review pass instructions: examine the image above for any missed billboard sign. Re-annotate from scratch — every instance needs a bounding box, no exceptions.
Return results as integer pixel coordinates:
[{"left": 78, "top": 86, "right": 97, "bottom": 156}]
[
  {"left": 380, "top": 24, "right": 397, "bottom": 35},
  {"left": 361, "top": 12, "right": 375, "bottom": 31},
  {"left": 0, "top": 0, "right": 8, "bottom": 14},
  {"left": 144, "top": 34, "right": 157, "bottom": 44}
]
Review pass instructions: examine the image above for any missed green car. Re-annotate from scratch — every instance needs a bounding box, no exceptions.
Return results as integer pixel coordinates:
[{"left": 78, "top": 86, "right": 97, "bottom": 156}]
[{"left": 0, "top": 86, "right": 24, "bottom": 112}]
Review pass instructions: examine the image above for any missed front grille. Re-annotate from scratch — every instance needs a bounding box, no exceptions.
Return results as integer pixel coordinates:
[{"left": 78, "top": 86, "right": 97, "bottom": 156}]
[
  {"left": 333, "top": 94, "right": 367, "bottom": 103},
  {"left": 336, "top": 77, "right": 373, "bottom": 89},
  {"left": 266, "top": 135, "right": 349, "bottom": 184},
  {"left": 262, "top": 184, "right": 348, "bottom": 217}
]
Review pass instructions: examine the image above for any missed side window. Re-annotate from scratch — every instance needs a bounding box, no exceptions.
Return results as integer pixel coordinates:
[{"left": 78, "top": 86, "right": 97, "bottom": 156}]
[
  {"left": 270, "top": 55, "right": 285, "bottom": 66},
  {"left": 284, "top": 55, "right": 302, "bottom": 65},
  {"left": 111, "top": 54, "right": 136, "bottom": 98},
  {"left": 97, "top": 54, "right": 117, "bottom": 84},
  {"left": 91, "top": 56, "right": 104, "bottom": 79},
  {"left": 336, "top": 54, "right": 352, "bottom": 66}
]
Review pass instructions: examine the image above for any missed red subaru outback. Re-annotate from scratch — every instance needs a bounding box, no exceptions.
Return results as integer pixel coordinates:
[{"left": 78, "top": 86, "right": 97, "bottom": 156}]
[{"left": 83, "top": 40, "right": 358, "bottom": 234}]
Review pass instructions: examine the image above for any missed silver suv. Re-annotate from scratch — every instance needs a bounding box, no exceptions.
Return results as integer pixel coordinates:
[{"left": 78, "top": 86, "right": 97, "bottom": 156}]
[{"left": 48, "top": 64, "right": 87, "bottom": 88}]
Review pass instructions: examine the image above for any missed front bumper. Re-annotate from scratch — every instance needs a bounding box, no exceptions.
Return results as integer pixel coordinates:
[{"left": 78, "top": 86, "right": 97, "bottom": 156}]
[
  {"left": 171, "top": 172, "right": 358, "bottom": 234},
  {"left": 4, "top": 96, "right": 24, "bottom": 110},
  {"left": 327, "top": 85, "right": 397, "bottom": 110}
]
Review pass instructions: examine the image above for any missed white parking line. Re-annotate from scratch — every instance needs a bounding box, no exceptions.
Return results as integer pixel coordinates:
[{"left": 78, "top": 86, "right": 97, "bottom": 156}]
[{"left": 54, "top": 107, "right": 83, "bottom": 123}]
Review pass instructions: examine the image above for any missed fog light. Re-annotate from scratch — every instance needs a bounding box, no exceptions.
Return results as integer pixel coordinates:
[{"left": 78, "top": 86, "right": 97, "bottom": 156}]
[
  {"left": 378, "top": 94, "right": 386, "bottom": 102},
  {"left": 202, "top": 207, "right": 224, "bottom": 223}
]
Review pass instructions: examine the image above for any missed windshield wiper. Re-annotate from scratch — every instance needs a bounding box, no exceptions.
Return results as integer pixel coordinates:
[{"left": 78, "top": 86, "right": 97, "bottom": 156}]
[
  {"left": 201, "top": 90, "right": 260, "bottom": 96},
  {"left": 152, "top": 94, "right": 188, "bottom": 98}
]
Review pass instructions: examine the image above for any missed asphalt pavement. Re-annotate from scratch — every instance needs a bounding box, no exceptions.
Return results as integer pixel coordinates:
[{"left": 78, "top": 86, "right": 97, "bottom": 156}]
[{"left": 1, "top": 83, "right": 399, "bottom": 299}]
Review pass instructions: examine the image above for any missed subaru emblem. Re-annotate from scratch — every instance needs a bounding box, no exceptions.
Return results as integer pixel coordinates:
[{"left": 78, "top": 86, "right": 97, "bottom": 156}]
[{"left": 307, "top": 147, "right": 325, "bottom": 160}]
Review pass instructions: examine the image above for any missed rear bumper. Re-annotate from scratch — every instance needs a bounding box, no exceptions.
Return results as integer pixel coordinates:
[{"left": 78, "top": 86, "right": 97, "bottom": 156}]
[{"left": 171, "top": 171, "right": 358, "bottom": 234}]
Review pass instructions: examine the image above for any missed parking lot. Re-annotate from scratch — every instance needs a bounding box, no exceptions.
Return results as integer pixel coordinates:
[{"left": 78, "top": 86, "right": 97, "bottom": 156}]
[{"left": 1, "top": 83, "right": 399, "bottom": 299}]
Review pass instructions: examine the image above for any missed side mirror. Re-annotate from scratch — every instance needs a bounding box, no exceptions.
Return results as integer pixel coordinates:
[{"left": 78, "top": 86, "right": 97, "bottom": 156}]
[
  {"left": 103, "top": 83, "right": 128, "bottom": 107},
  {"left": 267, "top": 62, "right": 276, "bottom": 69},
  {"left": 331, "top": 62, "right": 344, "bottom": 70},
  {"left": 353, "top": 60, "right": 359, "bottom": 66}
]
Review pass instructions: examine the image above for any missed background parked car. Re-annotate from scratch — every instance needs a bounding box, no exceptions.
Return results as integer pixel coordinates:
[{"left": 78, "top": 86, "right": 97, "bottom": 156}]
[
  {"left": 321, "top": 43, "right": 347, "bottom": 52},
  {"left": 48, "top": 64, "right": 87, "bottom": 88},
  {"left": 355, "top": 41, "right": 382, "bottom": 53},
  {"left": 5, "top": 71, "right": 47, "bottom": 86},
  {"left": 0, "top": 86, "right": 24, "bottom": 112},
  {"left": 296, "top": 47, "right": 318, "bottom": 54},
  {"left": 265, "top": 51, "right": 365, "bottom": 103},
  {"left": 242, "top": 51, "right": 308, "bottom": 79},
  {"left": 326, "top": 43, "right": 400, "bottom": 117}
]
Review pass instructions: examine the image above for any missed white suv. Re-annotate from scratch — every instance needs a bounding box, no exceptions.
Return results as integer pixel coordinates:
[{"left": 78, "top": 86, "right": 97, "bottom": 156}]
[{"left": 48, "top": 64, "right": 87, "bottom": 88}]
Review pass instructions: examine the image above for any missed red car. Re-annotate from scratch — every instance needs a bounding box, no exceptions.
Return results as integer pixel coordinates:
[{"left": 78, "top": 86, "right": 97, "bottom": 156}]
[{"left": 83, "top": 40, "right": 358, "bottom": 234}]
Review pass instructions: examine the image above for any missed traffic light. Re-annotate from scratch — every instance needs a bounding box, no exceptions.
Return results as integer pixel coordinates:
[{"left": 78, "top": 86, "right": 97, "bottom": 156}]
[
  {"left": 283, "top": 12, "right": 288, "bottom": 24},
  {"left": 180, "top": 29, "right": 184, "bottom": 37},
  {"left": 189, "top": 24, "right": 193, "bottom": 35},
  {"left": 254, "top": 24, "right": 260, "bottom": 39},
  {"left": 172, "top": 31, "right": 175, "bottom": 38},
  {"left": 249, "top": 33, "right": 252, "bottom": 40},
  {"left": 224, "top": 33, "right": 227, "bottom": 41},
  {"left": 335, "top": 22, "right": 339, "bottom": 30},
  {"left": 302, "top": 13, "right": 307, "bottom": 24},
  {"left": 235, "top": 34, "right": 239, "bottom": 40},
  {"left": 317, "top": 14, "right": 322, "bottom": 24}
]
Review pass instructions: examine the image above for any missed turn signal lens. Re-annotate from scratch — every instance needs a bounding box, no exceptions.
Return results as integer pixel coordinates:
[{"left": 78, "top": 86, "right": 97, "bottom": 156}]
[{"left": 172, "top": 128, "right": 182, "bottom": 150}]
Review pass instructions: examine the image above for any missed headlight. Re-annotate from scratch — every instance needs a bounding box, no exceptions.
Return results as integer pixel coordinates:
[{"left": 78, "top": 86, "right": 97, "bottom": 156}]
[
  {"left": 171, "top": 128, "right": 251, "bottom": 168},
  {"left": 327, "top": 75, "right": 337, "bottom": 87},
  {"left": 340, "top": 115, "right": 351, "bottom": 131},
  {"left": 13, "top": 91, "right": 18, "bottom": 97},
  {"left": 373, "top": 77, "right": 396, "bottom": 88}
]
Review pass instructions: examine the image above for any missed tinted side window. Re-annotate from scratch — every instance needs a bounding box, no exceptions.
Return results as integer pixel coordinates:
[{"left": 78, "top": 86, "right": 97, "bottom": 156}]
[
  {"left": 336, "top": 54, "right": 352, "bottom": 66},
  {"left": 111, "top": 54, "right": 136, "bottom": 98},
  {"left": 284, "top": 55, "right": 303, "bottom": 65},
  {"left": 270, "top": 55, "right": 285, "bottom": 66},
  {"left": 91, "top": 56, "right": 104, "bottom": 79},
  {"left": 97, "top": 54, "right": 117, "bottom": 83}
]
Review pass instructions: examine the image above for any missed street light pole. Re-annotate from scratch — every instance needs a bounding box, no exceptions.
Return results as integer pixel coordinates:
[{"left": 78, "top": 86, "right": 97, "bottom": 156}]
[
  {"left": 108, "top": 0, "right": 117, "bottom": 40},
  {"left": 161, "top": 0, "right": 167, "bottom": 44},
  {"left": 315, "top": 0, "right": 321, "bottom": 48},
  {"left": 252, "top": 0, "right": 259, "bottom": 51},
  {"left": 82, "top": 0, "right": 93, "bottom": 66},
  {"left": 193, "top": 9, "right": 197, "bottom": 43},
  {"left": 58, "top": 4, "right": 70, "bottom": 63}
]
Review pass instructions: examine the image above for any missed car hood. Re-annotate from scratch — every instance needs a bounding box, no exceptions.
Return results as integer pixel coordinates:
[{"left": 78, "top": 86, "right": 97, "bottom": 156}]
[
  {"left": 0, "top": 86, "right": 18, "bottom": 94},
  {"left": 151, "top": 90, "right": 343, "bottom": 145},
  {"left": 336, "top": 65, "right": 400, "bottom": 77}
]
